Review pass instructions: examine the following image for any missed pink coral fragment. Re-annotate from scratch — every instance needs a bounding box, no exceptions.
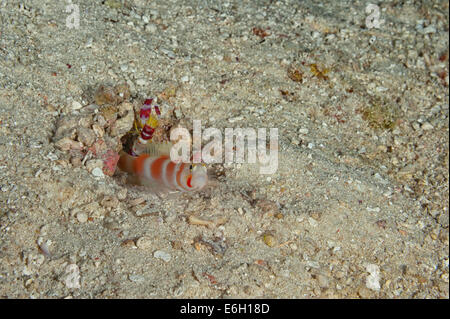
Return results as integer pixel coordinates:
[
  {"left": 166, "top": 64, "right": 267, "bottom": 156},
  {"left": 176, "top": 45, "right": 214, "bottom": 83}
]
[{"left": 102, "top": 150, "right": 120, "bottom": 176}]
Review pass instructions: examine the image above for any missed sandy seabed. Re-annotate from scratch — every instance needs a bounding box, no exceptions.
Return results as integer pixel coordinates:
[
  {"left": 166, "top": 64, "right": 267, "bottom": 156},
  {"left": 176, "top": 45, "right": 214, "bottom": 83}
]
[{"left": 0, "top": 0, "right": 448, "bottom": 298}]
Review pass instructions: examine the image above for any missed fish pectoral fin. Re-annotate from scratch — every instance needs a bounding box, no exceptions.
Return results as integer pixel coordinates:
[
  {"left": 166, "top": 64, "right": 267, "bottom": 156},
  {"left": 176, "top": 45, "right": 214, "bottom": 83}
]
[{"left": 126, "top": 174, "right": 143, "bottom": 186}]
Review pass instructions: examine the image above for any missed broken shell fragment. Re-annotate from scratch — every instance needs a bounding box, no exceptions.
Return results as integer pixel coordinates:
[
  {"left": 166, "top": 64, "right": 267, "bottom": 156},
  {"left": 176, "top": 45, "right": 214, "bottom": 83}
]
[
  {"left": 55, "top": 137, "right": 83, "bottom": 151},
  {"left": 263, "top": 234, "right": 276, "bottom": 247},
  {"left": 77, "top": 127, "right": 96, "bottom": 147},
  {"left": 188, "top": 215, "right": 214, "bottom": 227},
  {"left": 94, "top": 85, "right": 117, "bottom": 106},
  {"left": 109, "top": 102, "right": 134, "bottom": 137}
]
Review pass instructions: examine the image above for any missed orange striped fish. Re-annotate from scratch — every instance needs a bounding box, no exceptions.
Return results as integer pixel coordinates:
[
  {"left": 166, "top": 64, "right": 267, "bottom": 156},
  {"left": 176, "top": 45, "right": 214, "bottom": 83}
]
[{"left": 118, "top": 151, "right": 208, "bottom": 192}]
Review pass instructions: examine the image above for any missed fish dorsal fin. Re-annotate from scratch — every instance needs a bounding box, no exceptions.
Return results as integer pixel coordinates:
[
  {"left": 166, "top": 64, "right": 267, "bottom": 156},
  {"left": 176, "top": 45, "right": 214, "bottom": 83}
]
[{"left": 141, "top": 141, "right": 173, "bottom": 157}]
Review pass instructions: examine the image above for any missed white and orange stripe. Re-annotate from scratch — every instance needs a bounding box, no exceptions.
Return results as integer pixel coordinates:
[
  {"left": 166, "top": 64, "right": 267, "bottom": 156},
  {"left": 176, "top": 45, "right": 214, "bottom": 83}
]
[{"left": 118, "top": 152, "right": 208, "bottom": 191}]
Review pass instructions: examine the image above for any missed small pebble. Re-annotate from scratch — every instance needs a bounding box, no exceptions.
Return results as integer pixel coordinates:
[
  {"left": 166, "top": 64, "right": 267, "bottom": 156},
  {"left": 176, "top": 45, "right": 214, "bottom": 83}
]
[
  {"left": 72, "top": 101, "right": 83, "bottom": 110},
  {"left": 129, "top": 197, "right": 146, "bottom": 206},
  {"left": 110, "top": 102, "right": 134, "bottom": 137},
  {"left": 136, "top": 236, "right": 152, "bottom": 249},
  {"left": 422, "top": 25, "right": 436, "bottom": 34},
  {"left": 366, "top": 264, "right": 381, "bottom": 291},
  {"left": 47, "top": 153, "right": 58, "bottom": 161},
  {"left": 298, "top": 128, "right": 309, "bottom": 134},
  {"left": 174, "top": 108, "right": 182, "bottom": 119},
  {"left": 129, "top": 274, "right": 145, "bottom": 283},
  {"left": 22, "top": 266, "right": 33, "bottom": 276},
  {"left": 77, "top": 127, "right": 96, "bottom": 147},
  {"left": 120, "top": 64, "right": 128, "bottom": 72},
  {"left": 92, "top": 124, "right": 104, "bottom": 138},
  {"left": 76, "top": 212, "right": 88, "bottom": 223},
  {"left": 85, "top": 159, "right": 103, "bottom": 172},
  {"left": 145, "top": 24, "right": 157, "bottom": 33},
  {"left": 412, "top": 122, "right": 421, "bottom": 130},
  {"left": 91, "top": 167, "right": 105, "bottom": 178},
  {"left": 71, "top": 157, "right": 82, "bottom": 167},
  {"left": 160, "top": 48, "right": 175, "bottom": 58},
  {"left": 358, "top": 286, "right": 371, "bottom": 298},
  {"left": 154, "top": 250, "right": 171, "bottom": 262},
  {"left": 24, "top": 278, "right": 33, "bottom": 288},
  {"left": 306, "top": 260, "right": 320, "bottom": 269},
  {"left": 64, "top": 264, "right": 81, "bottom": 289},
  {"left": 117, "top": 188, "right": 127, "bottom": 200},
  {"left": 55, "top": 137, "right": 82, "bottom": 151},
  {"left": 421, "top": 122, "right": 433, "bottom": 130},
  {"left": 263, "top": 234, "right": 276, "bottom": 247},
  {"left": 308, "top": 217, "right": 318, "bottom": 227},
  {"left": 317, "top": 274, "right": 329, "bottom": 288},
  {"left": 136, "top": 78, "right": 147, "bottom": 86},
  {"left": 188, "top": 215, "right": 214, "bottom": 227}
]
